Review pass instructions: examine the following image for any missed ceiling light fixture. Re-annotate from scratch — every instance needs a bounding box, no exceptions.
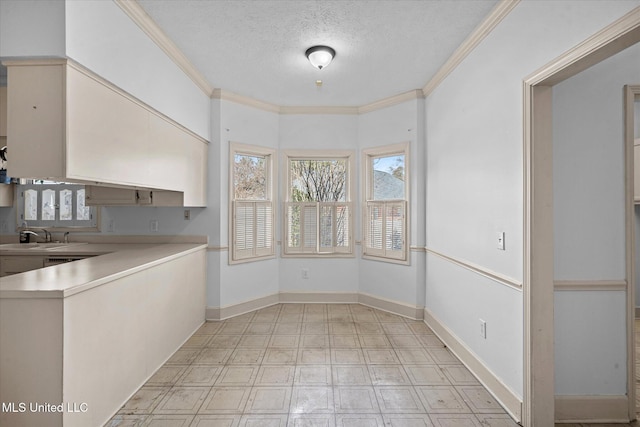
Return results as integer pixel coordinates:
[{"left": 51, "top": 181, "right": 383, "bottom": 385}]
[{"left": 305, "top": 45, "right": 335, "bottom": 70}]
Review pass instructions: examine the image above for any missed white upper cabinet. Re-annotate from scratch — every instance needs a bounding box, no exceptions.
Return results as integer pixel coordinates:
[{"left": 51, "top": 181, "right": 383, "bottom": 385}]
[{"left": 5, "top": 59, "right": 208, "bottom": 207}]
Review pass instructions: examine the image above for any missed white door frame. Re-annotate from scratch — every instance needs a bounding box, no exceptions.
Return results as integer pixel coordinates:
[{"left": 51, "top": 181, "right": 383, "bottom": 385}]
[{"left": 522, "top": 8, "right": 640, "bottom": 426}]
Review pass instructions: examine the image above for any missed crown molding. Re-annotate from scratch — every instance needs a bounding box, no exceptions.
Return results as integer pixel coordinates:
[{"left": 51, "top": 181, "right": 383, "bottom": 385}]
[
  {"left": 117, "top": 0, "right": 516, "bottom": 112},
  {"left": 114, "top": 0, "right": 215, "bottom": 97},
  {"left": 358, "top": 89, "right": 424, "bottom": 114},
  {"left": 422, "top": 0, "right": 520, "bottom": 96},
  {"left": 213, "top": 89, "right": 281, "bottom": 113},
  {"left": 215, "top": 89, "right": 424, "bottom": 116},
  {"left": 279, "top": 105, "right": 359, "bottom": 115}
]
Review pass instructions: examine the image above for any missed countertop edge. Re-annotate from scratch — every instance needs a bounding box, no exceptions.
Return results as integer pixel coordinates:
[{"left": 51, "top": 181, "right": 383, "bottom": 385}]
[{"left": 0, "top": 243, "right": 208, "bottom": 299}]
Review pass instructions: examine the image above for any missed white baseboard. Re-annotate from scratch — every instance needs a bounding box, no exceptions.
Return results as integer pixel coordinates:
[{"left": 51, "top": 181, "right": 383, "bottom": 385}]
[
  {"left": 206, "top": 293, "right": 280, "bottom": 320},
  {"left": 555, "top": 395, "right": 629, "bottom": 423},
  {"left": 279, "top": 291, "right": 358, "bottom": 304},
  {"left": 206, "top": 291, "right": 423, "bottom": 321},
  {"left": 359, "top": 292, "right": 424, "bottom": 320},
  {"left": 423, "top": 308, "right": 522, "bottom": 423}
]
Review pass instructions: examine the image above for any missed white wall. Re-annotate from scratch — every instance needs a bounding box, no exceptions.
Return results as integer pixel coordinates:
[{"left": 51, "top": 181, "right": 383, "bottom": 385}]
[
  {"left": 0, "top": 0, "right": 66, "bottom": 59},
  {"left": 278, "top": 114, "right": 359, "bottom": 294},
  {"left": 555, "top": 291, "right": 627, "bottom": 394},
  {"left": 425, "top": 0, "right": 639, "bottom": 400},
  {"left": 358, "top": 100, "right": 426, "bottom": 308},
  {"left": 215, "top": 100, "right": 280, "bottom": 308},
  {"left": 553, "top": 42, "right": 640, "bottom": 395}
]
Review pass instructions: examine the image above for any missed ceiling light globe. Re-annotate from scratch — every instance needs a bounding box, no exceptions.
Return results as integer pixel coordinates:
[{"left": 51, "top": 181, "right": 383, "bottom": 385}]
[{"left": 306, "top": 46, "right": 335, "bottom": 70}]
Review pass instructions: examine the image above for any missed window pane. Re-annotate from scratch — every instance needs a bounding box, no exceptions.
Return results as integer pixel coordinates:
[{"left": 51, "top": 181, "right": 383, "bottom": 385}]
[
  {"left": 234, "top": 154, "right": 267, "bottom": 200},
  {"left": 59, "top": 189, "right": 73, "bottom": 220},
  {"left": 41, "top": 189, "right": 56, "bottom": 220},
  {"left": 290, "top": 159, "right": 346, "bottom": 202},
  {"left": 77, "top": 189, "right": 91, "bottom": 220},
  {"left": 372, "top": 154, "right": 404, "bottom": 200},
  {"left": 24, "top": 189, "right": 38, "bottom": 221}
]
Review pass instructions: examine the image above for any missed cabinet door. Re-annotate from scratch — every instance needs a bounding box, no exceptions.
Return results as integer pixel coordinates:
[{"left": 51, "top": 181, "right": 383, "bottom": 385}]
[
  {"left": 85, "top": 186, "right": 137, "bottom": 205},
  {"left": 0, "top": 256, "right": 44, "bottom": 276}
]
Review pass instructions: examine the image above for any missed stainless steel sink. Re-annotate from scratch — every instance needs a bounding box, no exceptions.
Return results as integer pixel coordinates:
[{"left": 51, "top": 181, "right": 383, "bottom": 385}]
[{"left": 0, "top": 242, "right": 88, "bottom": 251}]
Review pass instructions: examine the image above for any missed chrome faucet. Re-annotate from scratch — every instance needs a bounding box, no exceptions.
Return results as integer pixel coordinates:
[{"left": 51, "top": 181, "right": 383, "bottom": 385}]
[
  {"left": 63, "top": 232, "right": 70, "bottom": 244},
  {"left": 40, "top": 229, "right": 52, "bottom": 243}
]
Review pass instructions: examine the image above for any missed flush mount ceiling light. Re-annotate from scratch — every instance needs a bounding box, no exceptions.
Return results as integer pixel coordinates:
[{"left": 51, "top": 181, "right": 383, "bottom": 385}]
[{"left": 305, "top": 45, "right": 335, "bottom": 70}]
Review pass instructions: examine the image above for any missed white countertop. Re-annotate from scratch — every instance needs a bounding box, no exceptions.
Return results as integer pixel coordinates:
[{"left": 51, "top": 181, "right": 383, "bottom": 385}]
[{"left": 0, "top": 243, "right": 207, "bottom": 298}]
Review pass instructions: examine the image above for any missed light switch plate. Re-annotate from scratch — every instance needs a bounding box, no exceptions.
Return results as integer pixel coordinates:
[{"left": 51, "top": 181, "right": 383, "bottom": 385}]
[{"left": 497, "top": 232, "right": 505, "bottom": 250}]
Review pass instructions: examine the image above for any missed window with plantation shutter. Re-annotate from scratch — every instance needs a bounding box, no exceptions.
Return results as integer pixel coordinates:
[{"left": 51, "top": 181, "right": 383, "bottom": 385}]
[
  {"left": 283, "top": 151, "right": 354, "bottom": 257},
  {"left": 230, "top": 143, "right": 275, "bottom": 264},
  {"left": 362, "top": 143, "right": 409, "bottom": 263}
]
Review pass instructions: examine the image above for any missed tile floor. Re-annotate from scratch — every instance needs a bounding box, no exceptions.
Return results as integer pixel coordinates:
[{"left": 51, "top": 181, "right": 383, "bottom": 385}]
[{"left": 106, "top": 304, "right": 640, "bottom": 427}]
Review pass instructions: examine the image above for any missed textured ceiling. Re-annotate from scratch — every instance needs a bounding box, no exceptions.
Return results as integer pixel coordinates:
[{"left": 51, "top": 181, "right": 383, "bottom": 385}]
[{"left": 136, "top": 0, "right": 500, "bottom": 107}]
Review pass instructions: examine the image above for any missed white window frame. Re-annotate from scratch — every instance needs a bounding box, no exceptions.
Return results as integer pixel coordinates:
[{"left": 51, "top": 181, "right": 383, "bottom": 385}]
[
  {"left": 17, "top": 182, "right": 100, "bottom": 232},
  {"left": 362, "top": 142, "right": 410, "bottom": 264},
  {"left": 229, "top": 142, "right": 276, "bottom": 264},
  {"left": 283, "top": 150, "right": 354, "bottom": 257}
]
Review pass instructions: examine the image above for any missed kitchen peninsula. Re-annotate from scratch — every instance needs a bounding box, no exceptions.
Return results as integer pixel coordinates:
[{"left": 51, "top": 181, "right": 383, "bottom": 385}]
[{"left": 0, "top": 241, "right": 207, "bottom": 427}]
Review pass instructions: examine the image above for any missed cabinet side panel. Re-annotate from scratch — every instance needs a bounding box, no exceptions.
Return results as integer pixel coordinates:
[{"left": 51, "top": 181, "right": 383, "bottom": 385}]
[
  {"left": 7, "top": 65, "right": 65, "bottom": 179},
  {"left": 62, "top": 249, "right": 206, "bottom": 427},
  {"left": 0, "top": 86, "right": 7, "bottom": 137},
  {"left": 187, "top": 137, "right": 208, "bottom": 207},
  {"left": 0, "top": 298, "right": 63, "bottom": 427}
]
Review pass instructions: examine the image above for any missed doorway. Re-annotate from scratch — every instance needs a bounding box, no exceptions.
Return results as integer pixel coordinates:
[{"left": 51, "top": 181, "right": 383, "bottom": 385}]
[{"left": 523, "top": 12, "right": 640, "bottom": 427}]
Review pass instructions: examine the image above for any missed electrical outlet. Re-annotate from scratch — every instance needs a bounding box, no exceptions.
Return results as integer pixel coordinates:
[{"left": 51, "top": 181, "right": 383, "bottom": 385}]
[
  {"left": 497, "top": 232, "right": 505, "bottom": 250},
  {"left": 301, "top": 268, "right": 309, "bottom": 279},
  {"left": 479, "top": 319, "right": 487, "bottom": 339},
  {"left": 184, "top": 209, "right": 191, "bottom": 220},
  {"left": 150, "top": 219, "right": 159, "bottom": 232},
  {"left": 107, "top": 219, "right": 115, "bottom": 233}
]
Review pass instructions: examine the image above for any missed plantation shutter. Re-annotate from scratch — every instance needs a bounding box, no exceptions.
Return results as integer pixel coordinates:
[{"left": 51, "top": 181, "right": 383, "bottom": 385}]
[
  {"left": 285, "top": 202, "right": 352, "bottom": 255},
  {"left": 233, "top": 201, "right": 274, "bottom": 261},
  {"left": 364, "top": 200, "right": 406, "bottom": 260},
  {"left": 365, "top": 202, "right": 385, "bottom": 257}
]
